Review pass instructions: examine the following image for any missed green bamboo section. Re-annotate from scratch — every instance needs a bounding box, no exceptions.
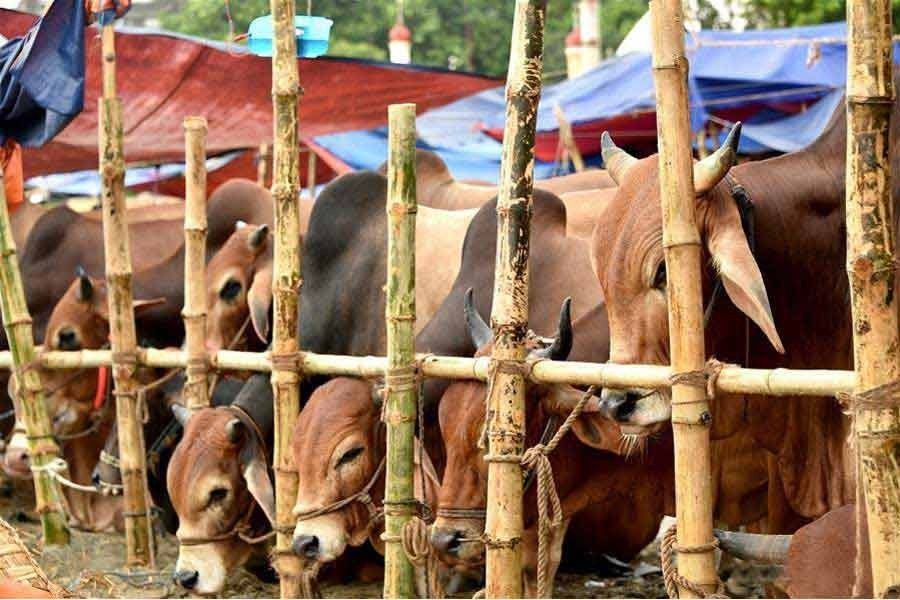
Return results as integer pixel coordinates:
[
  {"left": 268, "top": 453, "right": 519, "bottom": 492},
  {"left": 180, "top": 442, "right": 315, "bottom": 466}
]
[
  {"left": 268, "top": 0, "right": 303, "bottom": 595},
  {"left": 0, "top": 172, "right": 70, "bottom": 545},
  {"left": 383, "top": 103, "right": 418, "bottom": 599},
  {"left": 484, "top": 1, "right": 546, "bottom": 597},
  {"left": 845, "top": 1, "right": 900, "bottom": 595},
  {"left": 98, "top": 24, "right": 154, "bottom": 567}
]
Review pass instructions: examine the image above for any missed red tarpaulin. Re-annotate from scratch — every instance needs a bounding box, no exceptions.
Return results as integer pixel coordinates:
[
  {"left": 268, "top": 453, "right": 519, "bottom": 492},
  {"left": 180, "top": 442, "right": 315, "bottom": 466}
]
[{"left": 1, "top": 10, "right": 499, "bottom": 181}]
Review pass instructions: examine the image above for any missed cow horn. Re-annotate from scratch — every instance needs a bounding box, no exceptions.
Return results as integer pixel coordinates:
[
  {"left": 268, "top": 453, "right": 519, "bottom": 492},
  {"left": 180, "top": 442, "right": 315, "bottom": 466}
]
[
  {"left": 248, "top": 225, "right": 269, "bottom": 251},
  {"left": 601, "top": 132, "right": 638, "bottom": 185},
  {"left": 75, "top": 266, "right": 93, "bottom": 303},
  {"left": 171, "top": 404, "right": 191, "bottom": 426},
  {"left": 713, "top": 529, "right": 791, "bottom": 565},
  {"left": 464, "top": 288, "right": 492, "bottom": 350},
  {"left": 226, "top": 418, "right": 245, "bottom": 444},
  {"left": 533, "top": 298, "right": 573, "bottom": 361},
  {"left": 694, "top": 122, "right": 741, "bottom": 195}
]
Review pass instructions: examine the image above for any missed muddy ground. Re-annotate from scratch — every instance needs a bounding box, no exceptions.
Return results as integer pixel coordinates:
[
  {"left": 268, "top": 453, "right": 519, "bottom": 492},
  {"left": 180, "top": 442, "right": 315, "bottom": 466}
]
[{"left": 1, "top": 479, "right": 780, "bottom": 599}]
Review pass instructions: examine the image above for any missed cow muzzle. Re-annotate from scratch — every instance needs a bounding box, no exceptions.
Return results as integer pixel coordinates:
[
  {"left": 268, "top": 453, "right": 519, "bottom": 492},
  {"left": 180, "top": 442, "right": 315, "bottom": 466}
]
[
  {"left": 598, "top": 388, "right": 671, "bottom": 432},
  {"left": 291, "top": 516, "right": 347, "bottom": 563},
  {"left": 430, "top": 522, "right": 484, "bottom": 565},
  {"left": 1, "top": 434, "right": 30, "bottom": 479}
]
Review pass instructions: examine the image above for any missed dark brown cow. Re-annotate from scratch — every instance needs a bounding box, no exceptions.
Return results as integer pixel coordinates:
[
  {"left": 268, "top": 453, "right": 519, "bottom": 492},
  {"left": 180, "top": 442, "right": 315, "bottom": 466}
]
[{"left": 590, "top": 95, "right": 892, "bottom": 539}]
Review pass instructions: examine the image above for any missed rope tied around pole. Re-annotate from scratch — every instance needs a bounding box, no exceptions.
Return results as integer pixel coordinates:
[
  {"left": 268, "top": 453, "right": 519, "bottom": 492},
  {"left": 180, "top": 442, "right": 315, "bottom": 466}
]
[
  {"left": 400, "top": 516, "right": 445, "bottom": 598},
  {"left": 836, "top": 378, "right": 900, "bottom": 413},
  {"left": 660, "top": 524, "right": 727, "bottom": 599}
]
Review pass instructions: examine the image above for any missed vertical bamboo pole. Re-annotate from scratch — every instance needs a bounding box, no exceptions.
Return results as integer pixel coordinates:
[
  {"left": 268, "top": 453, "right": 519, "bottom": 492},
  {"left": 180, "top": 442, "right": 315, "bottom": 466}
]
[
  {"left": 650, "top": 0, "right": 717, "bottom": 596},
  {"left": 258, "top": 143, "right": 271, "bottom": 188},
  {"left": 845, "top": 1, "right": 900, "bottom": 596},
  {"left": 553, "top": 104, "right": 585, "bottom": 172},
  {"left": 484, "top": 1, "right": 546, "bottom": 597},
  {"left": 0, "top": 172, "right": 70, "bottom": 545},
  {"left": 383, "top": 103, "right": 418, "bottom": 599},
  {"left": 269, "top": 0, "right": 303, "bottom": 595},
  {"left": 98, "top": 23, "right": 154, "bottom": 567},
  {"left": 183, "top": 117, "right": 209, "bottom": 412},
  {"left": 306, "top": 147, "right": 317, "bottom": 199}
]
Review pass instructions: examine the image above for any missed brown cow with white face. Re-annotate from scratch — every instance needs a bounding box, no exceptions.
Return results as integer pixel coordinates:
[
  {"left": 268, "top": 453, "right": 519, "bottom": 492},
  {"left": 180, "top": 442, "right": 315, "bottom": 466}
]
[
  {"left": 431, "top": 291, "right": 672, "bottom": 596},
  {"left": 290, "top": 377, "right": 439, "bottom": 566}
]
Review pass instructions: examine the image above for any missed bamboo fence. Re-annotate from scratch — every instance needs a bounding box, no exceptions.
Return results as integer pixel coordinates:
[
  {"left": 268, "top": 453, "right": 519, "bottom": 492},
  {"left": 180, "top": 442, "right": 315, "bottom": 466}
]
[
  {"left": 845, "top": 0, "right": 900, "bottom": 595},
  {"left": 306, "top": 146, "right": 318, "bottom": 198},
  {"left": 258, "top": 143, "right": 271, "bottom": 188},
  {"left": 383, "top": 103, "right": 418, "bottom": 598},
  {"left": 484, "top": 0, "right": 547, "bottom": 597},
  {"left": 269, "top": 0, "right": 304, "bottom": 593},
  {"left": 97, "top": 23, "right": 154, "bottom": 567},
  {"left": 650, "top": 0, "right": 717, "bottom": 595},
  {"left": 182, "top": 117, "right": 209, "bottom": 412}
]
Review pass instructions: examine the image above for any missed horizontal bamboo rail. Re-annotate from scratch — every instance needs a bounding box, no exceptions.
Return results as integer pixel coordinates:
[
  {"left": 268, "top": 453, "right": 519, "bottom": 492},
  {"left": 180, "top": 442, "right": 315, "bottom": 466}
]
[{"left": 0, "top": 349, "right": 857, "bottom": 396}]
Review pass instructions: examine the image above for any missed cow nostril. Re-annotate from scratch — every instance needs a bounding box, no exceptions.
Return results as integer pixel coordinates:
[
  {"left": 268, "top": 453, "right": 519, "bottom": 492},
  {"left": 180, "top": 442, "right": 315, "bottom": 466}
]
[
  {"left": 616, "top": 392, "right": 641, "bottom": 420},
  {"left": 431, "top": 529, "right": 463, "bottom": 555},
  {"left": 174, "top": 570, "right": 199, "bottom": 589},
  {"left": 292, "top": 534, "right": 320, "bottom": 559},
  {"left": 91, "top": 472, "right": 101, "bottom": 486}
]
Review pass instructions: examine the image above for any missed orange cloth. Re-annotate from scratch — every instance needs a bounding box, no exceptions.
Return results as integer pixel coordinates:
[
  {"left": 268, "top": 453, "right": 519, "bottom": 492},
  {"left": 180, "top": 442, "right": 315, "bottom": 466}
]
[{"left": 0, "top": 139, "right": 24, "bottom": 212}]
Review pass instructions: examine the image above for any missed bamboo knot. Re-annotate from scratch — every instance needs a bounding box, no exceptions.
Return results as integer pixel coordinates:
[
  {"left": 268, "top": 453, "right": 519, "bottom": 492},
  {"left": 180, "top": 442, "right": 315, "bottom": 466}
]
[
  {"left": 5, "top": 315, "right": 32, "bottom": 327},
  {"left": 101, "top": 160, "right": 125, "bottom": 180},
  {"left": 480, "top": 534, "right": 521, "bottom": 550},
  {"left": 847, "top": 94, "right": 895, "bottom": 106},
  {"left": 836, "top": 379, "right": 900, "bottom": 412},
  {"left": 388, "top": 203, "right": 418, "bottom": 216},
  {"left": 662, "top": 238, "right": 702, "bottom": 250},
  {"left": 270, "top": 351, "right": 303, "bottom": 373},
  {"left": 0, "top": 247, "right": 16, "bottom": 258}
]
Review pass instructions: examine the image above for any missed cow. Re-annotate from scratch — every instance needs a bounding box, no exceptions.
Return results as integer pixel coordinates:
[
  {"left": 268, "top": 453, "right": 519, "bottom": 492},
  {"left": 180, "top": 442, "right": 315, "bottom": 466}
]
[{"left": 590, "top": 90, "right": 898, "bottom": 540}]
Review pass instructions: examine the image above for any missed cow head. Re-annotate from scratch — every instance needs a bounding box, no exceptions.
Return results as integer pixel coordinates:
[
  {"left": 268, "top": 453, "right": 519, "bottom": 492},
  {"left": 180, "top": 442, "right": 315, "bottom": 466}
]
[
  {"left": 431, "top": 290, "right": 613, "bottom": 568},
  {"left": 592, "top": 125, "right": 783, "bottom": 434},
  {"left": 167, "top": 405, "right": 274, "bottom": 595},
  {"left": 290, "top": 378, "right": 386, "bottom": 564},
  {"left": 205, "top": 223, "right": 273, "bottom": 353}
]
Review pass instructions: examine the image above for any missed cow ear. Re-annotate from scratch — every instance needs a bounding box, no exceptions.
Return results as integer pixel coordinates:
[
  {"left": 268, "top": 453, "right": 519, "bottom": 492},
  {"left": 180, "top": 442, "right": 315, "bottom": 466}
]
[
  {"left": 240, "top": 439, "right": 276, "bottom": 525},
  {"left": 540, "top": 386, "right": 622, "bottom": 453},
  {"left": 247, "top": 262, "right": 273, "bottom": 343},
  {"left": 75, "top": 267, "right": 93, "bottom": 303},
  {"left": 706, "top": 201, "right": 784, "bottom": 354}
]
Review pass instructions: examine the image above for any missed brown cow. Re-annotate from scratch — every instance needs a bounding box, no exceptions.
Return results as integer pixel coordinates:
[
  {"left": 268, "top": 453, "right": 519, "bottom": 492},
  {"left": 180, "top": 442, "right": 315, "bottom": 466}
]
[
  {"left": 591, "top": 104, "right": 881, "bottom": 537},
  {"left": 289, "top": 378, "right": 440, "bottom": 572},
  {"left": 431, "top": 292, "right": 673, "bottom": 596}
]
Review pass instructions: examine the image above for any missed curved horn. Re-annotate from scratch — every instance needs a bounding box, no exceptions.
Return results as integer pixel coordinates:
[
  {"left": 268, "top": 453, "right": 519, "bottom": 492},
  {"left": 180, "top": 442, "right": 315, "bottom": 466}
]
[
  {"left": 248, "top": 224, "right": 270, "bottom": 251},
  {"left": 226, "top": 418, "right": 245, "bottom": 444},
  {"left": 601, "top": 132, "right": 638, "bottom": 185},
  {"left": 75, "top": 266, "right": 93, "bottom": 303},
  {"left": 464, "top": 288, "right": 492, "bottom": 350},
  {"left": 713, "top": 529, "right": 791, "bottom": 565},
  {"left": 533, "top": 298, "right": 573, "bottom": 361},
  {"left": 694, "top": 122, "right": 741, "bottom": 195},
  {"left": 171, "top": 404, "right": 191, "bottom": 427}
]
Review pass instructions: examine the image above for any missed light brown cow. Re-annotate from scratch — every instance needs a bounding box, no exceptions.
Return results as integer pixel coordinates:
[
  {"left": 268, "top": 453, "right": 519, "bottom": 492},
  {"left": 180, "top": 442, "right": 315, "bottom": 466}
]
[{"left": 591, "top": 112, "right": 868, "bottom": 537}]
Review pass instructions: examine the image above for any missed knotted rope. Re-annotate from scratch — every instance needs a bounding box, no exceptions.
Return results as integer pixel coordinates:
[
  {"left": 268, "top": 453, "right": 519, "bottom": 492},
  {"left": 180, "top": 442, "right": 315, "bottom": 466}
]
[
  {"left": 401, "top": 516, "right": 444, "bottom": 598},
  {"left": 660, "top": 524, "right": 727, "bottom": 599}
]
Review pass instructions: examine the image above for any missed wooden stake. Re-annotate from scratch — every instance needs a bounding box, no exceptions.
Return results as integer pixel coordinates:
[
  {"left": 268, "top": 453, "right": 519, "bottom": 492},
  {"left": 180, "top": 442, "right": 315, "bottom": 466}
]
[
  {"left": 383, "top": 103, "right": 418, "bottom": 599},
  {"left": 650, "top": 0, "right": 717, "bottom": 595},
  {"left": 257, "top": 143, "right": 271, "bottom": 188},
  {"left": 306, "top": 146, "right": 317, "bottom": 199},
  {"left": 485, "top": 1, "right": 546, "bottom": 597},
  {"left": 0, "top": 172, "right": 70, "bottom": 546},
  {"left": 845, "top": 1, "right": 900, "bottom": 595},
  {"left": 183, "top": 117, "right": 208, "bottom": 412},
  {"left": 98, "top": 23, "right": 154, "bottom": 567},
  {"left": 553, "top": 104, "right": 584, "bottom": 172},
  {"left": 269, "top": 0, "right": 303, "bottom": 594}
]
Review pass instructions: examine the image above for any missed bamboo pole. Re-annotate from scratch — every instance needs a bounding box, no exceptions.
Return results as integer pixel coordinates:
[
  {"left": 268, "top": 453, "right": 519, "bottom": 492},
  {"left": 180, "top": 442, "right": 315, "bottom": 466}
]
[
  {"left": 845, "top": 1, "right": 900, "bottom": 595},
  {"left": 269, "top": 0, "right": 303, "bottom": 594},
  {"left": 484, "top": 1, "right": 547, "bottom": 596},
  {"left": 650, "top": 0, "right": 717, "bottom": 595},
  {"left": 306, "top": 146, "right": 317, "bottom": 199},
  {"left": 383, "top": 103, "right": 418, "bottom": 598},
  {"left": 0, "top": 172, "right": 70, "bottom": 545},
  {"left": 98, "top": 23, "right": 154, "bottom": 567},
  {"left": 257, "top": 143, "right": 271, "bottom": 188},
  {"left": 183, "top": 117, "right": 209, "bottom": 412},
  {"left": 553, "top": 104, "right": 584, "bottom": 172}
]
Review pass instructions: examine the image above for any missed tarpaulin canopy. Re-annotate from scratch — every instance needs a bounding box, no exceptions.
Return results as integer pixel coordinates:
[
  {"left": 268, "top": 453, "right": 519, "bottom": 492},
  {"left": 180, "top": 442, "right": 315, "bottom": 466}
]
[{"left": 0, "top": 7, "right": 499, "bottom": 180}]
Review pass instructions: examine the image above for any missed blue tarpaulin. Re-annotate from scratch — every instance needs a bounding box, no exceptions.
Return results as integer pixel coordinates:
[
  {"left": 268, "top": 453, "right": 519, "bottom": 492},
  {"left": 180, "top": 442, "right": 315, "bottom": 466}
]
[{"left": 0, "top": 0, "right": 85, "bottom": 147}]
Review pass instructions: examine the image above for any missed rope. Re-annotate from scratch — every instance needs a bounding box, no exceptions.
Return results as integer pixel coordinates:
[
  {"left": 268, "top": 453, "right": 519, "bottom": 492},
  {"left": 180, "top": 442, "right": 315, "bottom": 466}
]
[
  {"left": 401, "top": 517, "right": 444, "bottom": 598},
  {"left": 30, "top": 457, "right": 101, "bottom": 494},
  {"left": 659, "top": 524, "right": 726, "bottom": 599}
]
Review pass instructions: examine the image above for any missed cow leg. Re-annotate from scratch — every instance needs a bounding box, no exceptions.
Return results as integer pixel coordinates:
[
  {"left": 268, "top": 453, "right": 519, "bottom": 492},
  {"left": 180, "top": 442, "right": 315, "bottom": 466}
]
[{"left": 522, "top": 518, "right": 571, "bottom": 598}]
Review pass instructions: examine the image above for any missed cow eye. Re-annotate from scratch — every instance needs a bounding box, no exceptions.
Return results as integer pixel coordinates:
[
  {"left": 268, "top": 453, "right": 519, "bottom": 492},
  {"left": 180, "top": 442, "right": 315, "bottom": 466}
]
[
  {"left": 207, "top": 487, "right": 229, "bottom": 507},
  {"left": 219, "top": 279, "right": 242, "bottom": 301},
  {"left": 336, "top": 446, "right": 364, "bottom": 468},
  {"left": 652, "top": 261, "right": 667, "bottom": 290}
]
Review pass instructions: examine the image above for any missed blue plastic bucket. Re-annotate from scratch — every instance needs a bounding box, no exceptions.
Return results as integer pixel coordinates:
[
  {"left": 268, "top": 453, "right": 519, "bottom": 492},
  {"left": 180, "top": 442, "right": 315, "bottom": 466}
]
[{"left": 248, "top": 15, "right": 333, "bottom": 58}]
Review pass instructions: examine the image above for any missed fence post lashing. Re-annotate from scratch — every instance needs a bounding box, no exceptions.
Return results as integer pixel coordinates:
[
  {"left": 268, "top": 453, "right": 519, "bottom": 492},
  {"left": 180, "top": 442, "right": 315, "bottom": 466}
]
[
  {"left": 649, "top": 0, "right": 718, "bottom": 596},
  {"left": 183, "top": 117, "right": 209, "bottom": 412},
  {"left": 97, "top": 22, "right": 155, "bottom": 567},
  {"left": 484, "top": 1, "right": 547, "bottom": 597},
  {"left": 258, "top": 143, "right": 271, "bottom": 188},
  {"left": 383, "top": 103, "right": 418, "bottom": 599},
  {"left": 269, "top": 0, "right": 304, "bottom": 595},
  {"left": 845, "top": 1, "right": 900, "bottom": 595},
  {"left": 0, "top": 173, "right": 70, "bottom": 545}
]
